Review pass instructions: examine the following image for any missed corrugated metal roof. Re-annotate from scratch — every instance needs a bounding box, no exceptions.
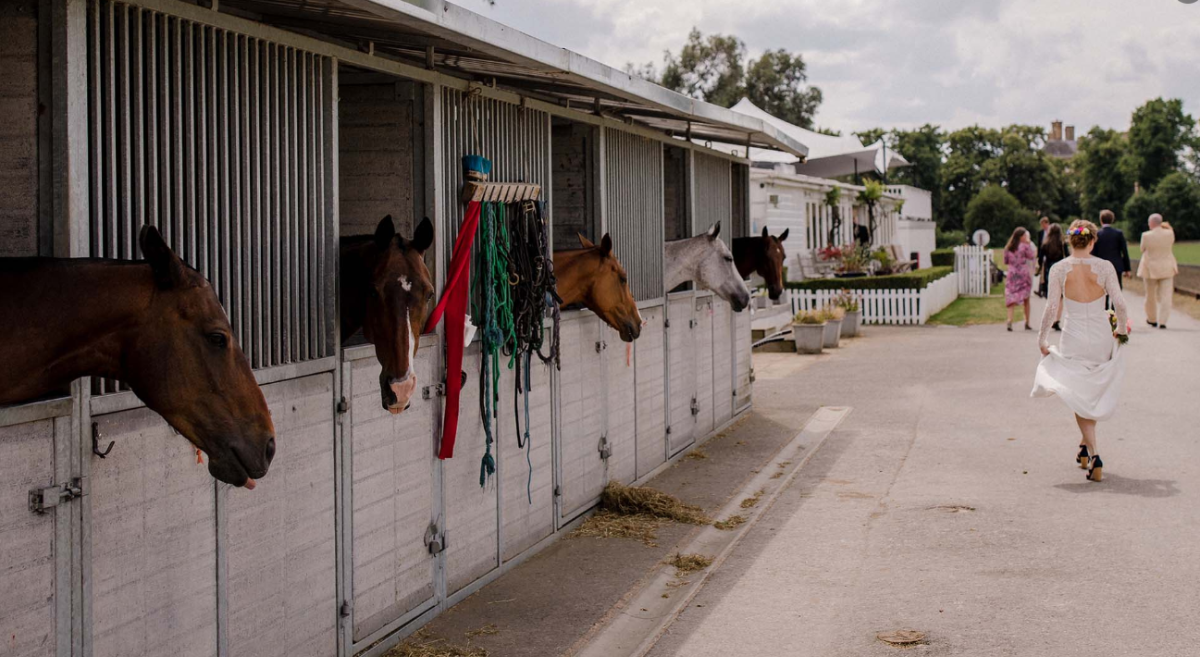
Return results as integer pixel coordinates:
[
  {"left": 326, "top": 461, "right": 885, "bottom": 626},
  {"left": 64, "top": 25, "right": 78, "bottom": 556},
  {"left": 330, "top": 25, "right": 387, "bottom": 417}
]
[{"left": 216, "top": 0, "right": 808, "bottom": 157}]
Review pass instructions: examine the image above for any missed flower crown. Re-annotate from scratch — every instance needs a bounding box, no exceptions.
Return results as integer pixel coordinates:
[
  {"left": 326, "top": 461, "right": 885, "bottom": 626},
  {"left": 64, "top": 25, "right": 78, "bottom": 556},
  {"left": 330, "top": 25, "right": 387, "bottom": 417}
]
[{"left": 1069, "top": 227, "right": 1091, "bottom": 236}]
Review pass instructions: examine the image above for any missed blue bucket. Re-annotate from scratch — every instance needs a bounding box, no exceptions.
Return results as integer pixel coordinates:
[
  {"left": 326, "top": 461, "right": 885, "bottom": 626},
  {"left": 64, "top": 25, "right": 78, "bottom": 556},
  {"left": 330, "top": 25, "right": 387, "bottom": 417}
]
[{"left": 462, "top": 155, "right": 492, "bottom": 177}]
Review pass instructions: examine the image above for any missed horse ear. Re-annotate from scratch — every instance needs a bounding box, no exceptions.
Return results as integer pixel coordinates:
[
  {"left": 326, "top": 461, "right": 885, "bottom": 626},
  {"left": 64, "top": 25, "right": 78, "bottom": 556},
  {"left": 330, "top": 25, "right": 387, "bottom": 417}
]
[
  {"left": 761, "top": 226, "right": 769, "bottom": 239},
  {"left": 411, "top": 217, "right": 434, "bottom": 254},
  {"left": 577, "top": 232, "right": 596, "bottom": 249},
  {"left": 707, "top": 223, "right": 721, "bottom": 240},
  {"left": 374, "top": 215, "right": 396, "bottom": 248},
  {"left": 600, "top": 233, "right": 613, "bottom": 257},
  {"left": 778, "top": 228, "right": 790, "bottom": 241},
  {"left": 139, "top": 224, "right": 186, "bottom": 290}
]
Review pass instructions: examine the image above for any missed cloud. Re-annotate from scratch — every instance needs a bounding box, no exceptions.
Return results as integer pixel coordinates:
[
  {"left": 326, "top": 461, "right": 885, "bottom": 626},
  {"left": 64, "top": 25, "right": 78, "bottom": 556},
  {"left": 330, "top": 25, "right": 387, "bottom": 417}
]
[{"left": 477, "top": 0, "right": 1200, "bottom": 134}]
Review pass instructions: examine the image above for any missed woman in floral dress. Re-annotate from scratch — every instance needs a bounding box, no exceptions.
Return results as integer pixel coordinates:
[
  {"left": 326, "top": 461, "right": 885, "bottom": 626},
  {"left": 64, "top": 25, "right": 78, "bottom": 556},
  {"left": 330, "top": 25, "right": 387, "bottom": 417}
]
[{"left": 1004, "top": 227, "right": 1037, "bottom": 331}]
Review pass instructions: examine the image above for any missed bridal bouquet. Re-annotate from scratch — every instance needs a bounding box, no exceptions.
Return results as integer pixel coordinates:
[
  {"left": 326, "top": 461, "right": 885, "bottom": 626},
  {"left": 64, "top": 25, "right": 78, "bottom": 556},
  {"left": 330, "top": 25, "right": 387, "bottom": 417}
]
[{"left": 1107, "top": 309, "right": 1130, "bottom": 345}]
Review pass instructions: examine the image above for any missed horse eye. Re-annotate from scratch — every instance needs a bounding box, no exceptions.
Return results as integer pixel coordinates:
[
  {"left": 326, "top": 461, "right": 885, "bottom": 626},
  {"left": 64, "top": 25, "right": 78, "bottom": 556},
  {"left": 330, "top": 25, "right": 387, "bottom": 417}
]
[
  {"left": 723, "top": 255, "right": 734, "bottom": 262},
  {"left": 207, "top": 332, "right": 228, "bottom": 349},
  {"left": 368, "top": 287, "right": 380, "bottom": 298}
]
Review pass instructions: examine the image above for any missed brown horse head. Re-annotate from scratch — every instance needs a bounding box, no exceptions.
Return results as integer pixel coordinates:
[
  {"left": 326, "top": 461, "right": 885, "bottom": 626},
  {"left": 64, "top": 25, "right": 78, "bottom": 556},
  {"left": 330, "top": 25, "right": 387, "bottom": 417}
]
[
  {"left": 733, "top": 227, "right": 789, "bottom": 300},
  {"left": 340, "top": 216, "right": 434, "bottom": 414},
  {"left": 130, "top": 226, "right": 275, "bottom": 488},
  {"left": 553, "top": 233, "right": 643, "bottom": 342}
]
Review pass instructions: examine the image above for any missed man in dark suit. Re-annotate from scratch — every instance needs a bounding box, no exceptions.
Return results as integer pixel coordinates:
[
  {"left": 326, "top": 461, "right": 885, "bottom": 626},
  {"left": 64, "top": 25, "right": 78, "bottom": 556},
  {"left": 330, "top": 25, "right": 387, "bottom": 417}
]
[
  {"left": 1034, "top": 216, "right": 1050, "bottom": 297},
  {"left": 1092, "top": 209, "right": 1131, "bottom": 289}
]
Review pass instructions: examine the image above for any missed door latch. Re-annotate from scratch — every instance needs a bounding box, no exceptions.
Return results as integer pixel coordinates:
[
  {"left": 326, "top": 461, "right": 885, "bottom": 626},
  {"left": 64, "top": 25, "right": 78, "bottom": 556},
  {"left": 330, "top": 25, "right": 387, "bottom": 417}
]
[
  {"left": 336, "top": 397, "right": 350, "bottom": 414},
  {"left": 422, "top": 383, "right": 446, "bottom": 400},
  {"left": 29, "top": 478, "right": 83, "bottom": 514},
  {"left": 595, "top": 340, "right": 607, "bottom": 353},
  {"left": 425, "top": 521, "right": 446, "bottom": 555},
  {"left": 691, "top": 396, "right": 700, "bottom": 416},
  {"left": 597, "top": 435, "right": 611, "bottom": 460}
]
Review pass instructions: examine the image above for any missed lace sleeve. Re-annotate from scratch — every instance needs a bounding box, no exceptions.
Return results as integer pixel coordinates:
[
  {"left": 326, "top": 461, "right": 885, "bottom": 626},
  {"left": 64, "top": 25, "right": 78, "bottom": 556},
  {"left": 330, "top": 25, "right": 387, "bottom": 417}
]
[
  {"left": 1100, "top": 260, "right": 1129, "bottom": 336},
  {"left": 1038, "top": 261, "right": 1065, "bottom": 348}
]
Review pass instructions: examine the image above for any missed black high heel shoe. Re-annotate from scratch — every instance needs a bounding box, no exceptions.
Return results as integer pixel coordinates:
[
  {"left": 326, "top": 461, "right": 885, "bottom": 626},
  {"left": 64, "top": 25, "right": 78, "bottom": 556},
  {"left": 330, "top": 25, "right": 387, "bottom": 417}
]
[
  {"left": 1077, "top": 445, "right": 1089, "bottom": 469},
  {"left": 1086, "top": 455, "right": 1103, "bottom": 482}
]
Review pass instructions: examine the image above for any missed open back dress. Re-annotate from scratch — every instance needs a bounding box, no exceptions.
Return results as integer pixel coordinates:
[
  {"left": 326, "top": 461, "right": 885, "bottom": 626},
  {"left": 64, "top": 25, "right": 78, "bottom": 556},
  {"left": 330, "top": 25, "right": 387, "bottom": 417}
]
[{"left": 1030, "top": 256, "right": 1129, "bottom": 421}]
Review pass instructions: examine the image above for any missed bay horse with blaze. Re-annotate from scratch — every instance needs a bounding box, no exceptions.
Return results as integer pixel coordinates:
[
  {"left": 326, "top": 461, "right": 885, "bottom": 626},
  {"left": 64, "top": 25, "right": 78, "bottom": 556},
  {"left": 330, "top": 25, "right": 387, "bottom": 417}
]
[{"left": 340, "top": 215, "right": 435, "bottom": 414}]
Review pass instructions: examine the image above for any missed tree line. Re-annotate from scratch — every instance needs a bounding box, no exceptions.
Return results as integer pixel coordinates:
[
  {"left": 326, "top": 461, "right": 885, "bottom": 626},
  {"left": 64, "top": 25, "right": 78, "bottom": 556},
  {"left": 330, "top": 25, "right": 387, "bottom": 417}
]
[{"left": 856, "top": 98, "right": 1200, "bottom": 243}]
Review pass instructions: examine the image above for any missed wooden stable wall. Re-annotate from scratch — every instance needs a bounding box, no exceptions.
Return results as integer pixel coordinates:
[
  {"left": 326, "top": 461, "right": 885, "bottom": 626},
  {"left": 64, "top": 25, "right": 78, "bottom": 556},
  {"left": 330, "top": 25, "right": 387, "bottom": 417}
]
[{"left": 0, "top": 0, "right": 42, "bottom": 256}]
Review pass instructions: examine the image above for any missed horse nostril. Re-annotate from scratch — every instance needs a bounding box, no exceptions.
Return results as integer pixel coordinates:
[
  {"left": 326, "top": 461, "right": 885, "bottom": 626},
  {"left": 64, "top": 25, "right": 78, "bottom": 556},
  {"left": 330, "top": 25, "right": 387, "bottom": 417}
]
[{"left": 265, "top": 437, "right": 276, "bottom": 464}]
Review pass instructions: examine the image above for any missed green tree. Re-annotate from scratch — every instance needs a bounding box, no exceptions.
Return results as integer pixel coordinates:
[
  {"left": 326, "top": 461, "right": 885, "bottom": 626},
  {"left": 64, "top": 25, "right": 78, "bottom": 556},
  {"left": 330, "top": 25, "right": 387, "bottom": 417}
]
[
  {"left": 1076, "top": 127, "right": 1133, "bottom": 223},
  {"left": 660, "top": 29, "right": 747, "bottom": 108},
  {"left": 743, "top": 49, "right": 822, "bottom": 129},
  {"left": 1123, "top": 98, "right": 1198, "bottom": 190},
  {"left": 964, "top": 185, "right": 1034, "bottom": 240},
  {"left": 980, "top": 125, "right": 1059, "bottom": 215},
  {"left": 1123, "top": 172, "right": 1200, "bottom": 240},
  {"left": 857, "top": 180, "right": 885, "bottom": 241},
  {"left": 1049, "top": 156, "right": 1083, "bottom": 221},
  {"left": 656, "top": 28, "right": 822, "bottom": 128},
  {"left": 854, "top": 128, "right": 887, "bottom": 146},
  {"left": 941, "top": 126, "right": 999, "bottom": 230}
]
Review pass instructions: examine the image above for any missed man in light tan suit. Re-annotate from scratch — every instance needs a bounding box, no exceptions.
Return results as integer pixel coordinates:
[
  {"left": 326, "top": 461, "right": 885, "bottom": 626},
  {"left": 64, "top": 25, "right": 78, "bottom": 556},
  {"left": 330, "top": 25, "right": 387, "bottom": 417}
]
[{"left": 1137, "top": 213, "right": 1178, "bottom": 329}]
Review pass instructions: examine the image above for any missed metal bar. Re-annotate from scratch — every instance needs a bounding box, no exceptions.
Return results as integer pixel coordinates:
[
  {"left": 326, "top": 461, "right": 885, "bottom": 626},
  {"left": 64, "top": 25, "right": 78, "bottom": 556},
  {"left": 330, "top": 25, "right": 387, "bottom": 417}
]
[
  {"left": 270, "top": 43, "right": 282, "bottom": 366},
  {"left": 183, "top": 20, "right": 196, "bottom": 268},
  {"left": 147, "top": 11, "right": 159, "bottom": 243},
  {"left": 250, "top": 38, "right": 263, "bottom": 367}
]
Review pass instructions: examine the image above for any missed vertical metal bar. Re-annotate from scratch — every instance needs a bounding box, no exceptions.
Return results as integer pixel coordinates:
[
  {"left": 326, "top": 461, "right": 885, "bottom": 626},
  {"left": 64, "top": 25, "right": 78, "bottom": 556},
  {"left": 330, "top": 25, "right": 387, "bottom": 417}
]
[
  {"left": 229, "top": 34, "right": 242, "bottom": 355},
  {"left": 183, "top": 20, "right": 196, "bottom": 268},
  {"left": 322, "top": 57, "right": 337, "bottom": 357},
  {"left": 130, "top": 6, "right": 144, "bottom": 256},
  {"left": 239, "top": 35, "right": 253, "bottom": 365},
  {"left": 270, "top": 44, "right": 281, "bottom": 366},
  {"left": 220, "top": 29, "right": 232, "bottom": 314},
  {"left": 298, "top": 52, "right": 310, "bottom": 361},
  {"left": 145, "top": 10, "right": 158, "bottom": 242},
  {"left": 249, "top": 38, "right": 262, "bottom": 368},
  {"left": 290, "top": 47, "right": 301, "bottom": 362},
  {"left": 314, "top": 55, "right": 326, "bottom": 357},
  {"left": 88, "top": 0, "right": 102, "bottom": 259},
  {"left": 172, "top": 18, "right": 185, "bottom": 262}
]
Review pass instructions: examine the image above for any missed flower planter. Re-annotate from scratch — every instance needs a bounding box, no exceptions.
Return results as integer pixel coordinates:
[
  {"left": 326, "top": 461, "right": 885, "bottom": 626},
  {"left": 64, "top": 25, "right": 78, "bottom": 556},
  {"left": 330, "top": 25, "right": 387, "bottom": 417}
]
[
  {"left": 835, "top": 271, "right": 868, "bottom": 279},
  {"left": 792, "top": 322, "right": 826, "bottom": 354},
  {"left": 823, "top": 318, "right": 843, "bottom": 348},
  {"left": 841, "top": 310, "right": 862, "bottom": 337}
]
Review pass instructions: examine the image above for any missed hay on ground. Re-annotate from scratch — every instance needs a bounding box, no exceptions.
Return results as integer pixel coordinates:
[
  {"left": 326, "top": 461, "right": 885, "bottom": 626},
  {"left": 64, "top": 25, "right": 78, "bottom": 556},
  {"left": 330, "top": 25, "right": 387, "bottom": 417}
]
[
  {"left": 669, "top": 553, "right": 713, "bottom": 573},
  {"left": 571, "top": 510, "right": 662, "bottom": 546},
  {"left": 599, "top": 482, "right": 711, "bottom": 525},
  {"left": 713, "top": 515, "right": 746, "bottom": 530},
  {"left": 384, "top": 630, "right": 488, "bottom": 657}
]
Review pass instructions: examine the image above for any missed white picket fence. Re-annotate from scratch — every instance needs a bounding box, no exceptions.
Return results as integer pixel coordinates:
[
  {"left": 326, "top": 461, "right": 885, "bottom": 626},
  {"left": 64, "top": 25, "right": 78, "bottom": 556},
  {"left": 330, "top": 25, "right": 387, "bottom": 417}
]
[
  {"left": 786, "top": 272, "right": 959, "bottom": 325},
  {"left": 954, "top": 245, "right": 992, "bottom": 297}
]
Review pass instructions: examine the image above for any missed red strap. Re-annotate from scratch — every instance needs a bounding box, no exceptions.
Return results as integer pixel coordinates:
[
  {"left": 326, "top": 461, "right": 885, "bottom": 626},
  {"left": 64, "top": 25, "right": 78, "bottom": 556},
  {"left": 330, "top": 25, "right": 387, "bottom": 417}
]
[{"left": 425, "top": 201, "right": 481, "bottom": 459}]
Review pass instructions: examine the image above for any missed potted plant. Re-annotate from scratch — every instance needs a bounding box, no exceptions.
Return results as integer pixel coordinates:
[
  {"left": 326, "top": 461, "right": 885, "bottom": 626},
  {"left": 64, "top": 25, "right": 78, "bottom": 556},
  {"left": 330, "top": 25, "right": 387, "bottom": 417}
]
[
  {"left": 834, "top": 291, "right": 862, "bottom": 337},
  {"left": 857, "top": 179, "right": 884, "bottom": 244},
  {"left": 871, "top": 247, "right": 895, "bottom": 275},
  {"left": 822, "top": 306, "right": 845, "bottom": 348},
  {"left": 835, "top": 244, "right": 870, "bottom": 278},
  {"left": 791, "top": 309, "right": 827, "bottom": 354}
]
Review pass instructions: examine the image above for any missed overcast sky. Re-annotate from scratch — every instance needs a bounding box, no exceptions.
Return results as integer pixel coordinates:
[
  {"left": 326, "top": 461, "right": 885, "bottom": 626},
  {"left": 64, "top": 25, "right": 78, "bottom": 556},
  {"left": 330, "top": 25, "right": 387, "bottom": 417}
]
[{"left": 477, "top": 0, "right": 1200, "bottom": 136}]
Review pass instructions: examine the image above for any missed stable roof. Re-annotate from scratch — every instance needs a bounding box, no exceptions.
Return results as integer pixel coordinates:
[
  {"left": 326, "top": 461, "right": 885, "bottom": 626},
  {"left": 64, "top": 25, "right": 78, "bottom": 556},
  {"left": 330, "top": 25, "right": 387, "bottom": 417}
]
[{"left": 216, "top": 0, "right": 808, "bottom": 158}]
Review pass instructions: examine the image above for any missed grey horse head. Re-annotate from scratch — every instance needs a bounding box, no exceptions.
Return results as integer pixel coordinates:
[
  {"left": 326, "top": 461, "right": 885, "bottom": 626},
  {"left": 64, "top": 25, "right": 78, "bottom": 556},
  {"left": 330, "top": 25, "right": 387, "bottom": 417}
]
[{"left": 664, "top": 223, "right": 751, "bottom": 312}]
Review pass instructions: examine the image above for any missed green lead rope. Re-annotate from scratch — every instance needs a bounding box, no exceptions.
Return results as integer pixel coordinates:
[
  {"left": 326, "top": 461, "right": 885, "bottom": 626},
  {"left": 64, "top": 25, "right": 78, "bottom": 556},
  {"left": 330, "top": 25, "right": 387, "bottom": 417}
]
[{"left": 473, "top": 202, "right": 514, "bottom": 487}]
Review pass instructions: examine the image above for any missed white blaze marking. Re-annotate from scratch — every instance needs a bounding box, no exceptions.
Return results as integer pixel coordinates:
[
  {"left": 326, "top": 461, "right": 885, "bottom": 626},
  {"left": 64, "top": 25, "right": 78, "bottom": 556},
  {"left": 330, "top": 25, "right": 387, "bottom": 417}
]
[
  {"left": 398, "top": 275, "right": 412, "bottom": 292},
  {"left": 406, "top": 308, "right": 416, "bottom": 373}
]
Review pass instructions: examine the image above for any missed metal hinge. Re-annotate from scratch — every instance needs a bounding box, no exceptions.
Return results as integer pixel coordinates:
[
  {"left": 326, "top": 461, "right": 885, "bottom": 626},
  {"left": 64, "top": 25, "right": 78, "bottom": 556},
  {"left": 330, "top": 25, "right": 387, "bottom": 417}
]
[
  {"left": 336, "top": 397, "right": 349, "bottom": 414},
  {"left": 339, "top": 600, "right": 352, "bottom": 618},
  {"left": 691, "top": 397, "right": 700, "bottom": 416},
  {"left": 29, "top": 478, "right": 83, "bottom": 514},
  {"left": 425, "top": 521, "right": 446, "bottom": 555},
  {"left": 597, "top": 435, "right": 611, "bottom": 460},
  {"left": 749, "top": 368, "right": 756, "bottom": 383},
  {"left": 554, "top": 485, "right": 562, "bottom": 497},
  {"left": 422, "top": 383, "right": 446, "bottom": 400}
]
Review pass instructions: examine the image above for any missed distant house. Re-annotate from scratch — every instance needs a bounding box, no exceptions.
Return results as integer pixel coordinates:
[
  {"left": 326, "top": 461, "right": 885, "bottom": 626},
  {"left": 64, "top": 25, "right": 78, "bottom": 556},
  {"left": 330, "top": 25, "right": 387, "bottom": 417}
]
[{"left": 1044, "top": 120, "right": 1078, "bottom": 159}]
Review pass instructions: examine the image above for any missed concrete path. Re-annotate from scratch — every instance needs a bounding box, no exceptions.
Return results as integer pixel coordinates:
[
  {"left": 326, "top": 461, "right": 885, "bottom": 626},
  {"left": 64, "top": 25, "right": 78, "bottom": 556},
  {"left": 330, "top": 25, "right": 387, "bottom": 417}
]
[{"left": 648, "top": 291, "right": 1200, "bottom": 657}]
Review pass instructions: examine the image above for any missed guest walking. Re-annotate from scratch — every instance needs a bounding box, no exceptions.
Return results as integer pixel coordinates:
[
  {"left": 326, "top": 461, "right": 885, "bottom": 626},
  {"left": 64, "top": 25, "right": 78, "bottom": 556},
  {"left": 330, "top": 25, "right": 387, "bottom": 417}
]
[
  {"left": 1039, "top": 225, "right": 1066, "bottom": 329},
  {"left": 1137, "top": 213, "right": 1178, "bottom": 329},
  {"left": 1035, "top": 217, "right": 1051, "bottom": 297},
  {"left": 1004, "top": 227, "right": 1036, "bottom": 331},
  {"left": 1091, "top": 209, "right": 1131, "bottom": 289}
]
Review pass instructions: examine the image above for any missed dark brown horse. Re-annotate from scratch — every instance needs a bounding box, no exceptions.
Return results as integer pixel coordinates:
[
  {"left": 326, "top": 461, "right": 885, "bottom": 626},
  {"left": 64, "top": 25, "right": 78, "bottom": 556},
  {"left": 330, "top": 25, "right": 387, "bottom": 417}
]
[
  {"left": 733, "top": 227, "right": 790, "bottom": 300},
  {"left": 0, "top": 226, "right": 274, "bottom": 488},
  {"left": 340, "top": 215, "right": 434, "bottom": 414},
  {"left": 553, "top": 233, "right": 642, "bottom": 342}
]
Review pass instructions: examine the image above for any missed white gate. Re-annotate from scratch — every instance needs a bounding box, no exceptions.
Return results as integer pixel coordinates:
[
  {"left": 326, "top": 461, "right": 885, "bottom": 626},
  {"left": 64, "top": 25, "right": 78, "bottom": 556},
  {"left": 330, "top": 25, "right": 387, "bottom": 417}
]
[{"left": 955, "top": 245, "right": 992, "bottom": 297}]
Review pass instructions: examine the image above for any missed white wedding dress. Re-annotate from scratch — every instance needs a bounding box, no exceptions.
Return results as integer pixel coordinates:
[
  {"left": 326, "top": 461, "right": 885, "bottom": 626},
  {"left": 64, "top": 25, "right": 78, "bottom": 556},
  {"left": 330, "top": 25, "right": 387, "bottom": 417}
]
[{"left": 1030, "top": 256, "right": 1128, "bottom": 421}]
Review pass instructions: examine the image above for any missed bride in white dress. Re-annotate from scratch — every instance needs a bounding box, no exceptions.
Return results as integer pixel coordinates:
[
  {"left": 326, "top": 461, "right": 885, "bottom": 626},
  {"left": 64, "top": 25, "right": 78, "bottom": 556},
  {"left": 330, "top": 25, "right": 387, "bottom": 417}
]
[{"left": 1031, "top": 219, "right": 1129, "bottom": 482}]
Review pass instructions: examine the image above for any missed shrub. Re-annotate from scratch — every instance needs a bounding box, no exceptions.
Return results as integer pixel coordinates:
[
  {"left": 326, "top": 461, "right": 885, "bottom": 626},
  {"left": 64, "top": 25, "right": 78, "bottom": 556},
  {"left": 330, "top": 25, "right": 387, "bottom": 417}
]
[
  {"left": 935, "top": 228, "right": 967, "bottom": 249},
  {"left": 793, "top": 309, "right": 826, "bottom": 324},
  {"left": 786, "top": 266, "right": 954, "bottom": 291},
  {"left": 825, "top": 306, "right": 846, "bottom": 321},
  {"left": 930, "top": 248, "right": 955, "bottom": 267},
  {"left": 833, "top": 291, "right": 859, "bottom": 312},
  {"left": 964, "top": 186, "right": 1036, "bottom": 242},
  {"left": 1123, "top": 172, "right": 1200, "bottom": 240}
]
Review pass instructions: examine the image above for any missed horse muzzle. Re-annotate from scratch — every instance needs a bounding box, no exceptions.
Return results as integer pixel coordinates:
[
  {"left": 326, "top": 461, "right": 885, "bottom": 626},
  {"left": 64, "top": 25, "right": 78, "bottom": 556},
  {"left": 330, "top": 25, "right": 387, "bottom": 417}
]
[{"left": 381, "top": 371, "right": 417, "bottom": 414}]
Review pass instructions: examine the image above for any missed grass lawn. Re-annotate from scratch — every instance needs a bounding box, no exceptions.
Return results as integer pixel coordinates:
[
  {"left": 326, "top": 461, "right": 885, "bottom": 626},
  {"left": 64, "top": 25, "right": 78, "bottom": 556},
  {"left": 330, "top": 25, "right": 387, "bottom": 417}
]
[
  {"left": 928, "top": 282, "right": 1028, "bottom": 326},
  {"left": 1128, "top": 240, "right": 1200, "bottom": 266}
]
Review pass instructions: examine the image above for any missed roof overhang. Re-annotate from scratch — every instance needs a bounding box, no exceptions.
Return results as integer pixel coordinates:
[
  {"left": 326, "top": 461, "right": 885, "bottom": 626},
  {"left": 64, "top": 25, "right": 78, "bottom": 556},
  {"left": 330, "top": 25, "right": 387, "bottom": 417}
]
[{"left": 216, "top": 0, "right": 807, "bottom": 158}]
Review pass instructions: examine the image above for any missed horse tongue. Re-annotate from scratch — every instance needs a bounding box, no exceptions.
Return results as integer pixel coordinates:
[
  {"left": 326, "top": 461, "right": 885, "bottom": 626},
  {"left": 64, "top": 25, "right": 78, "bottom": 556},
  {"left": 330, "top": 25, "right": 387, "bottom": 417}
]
[
  {"left": 388, "top": 375, "right": 418, "bottom": 415},
  {"left": 244, "top": 477, "right": 257, "bottom": 490}
]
